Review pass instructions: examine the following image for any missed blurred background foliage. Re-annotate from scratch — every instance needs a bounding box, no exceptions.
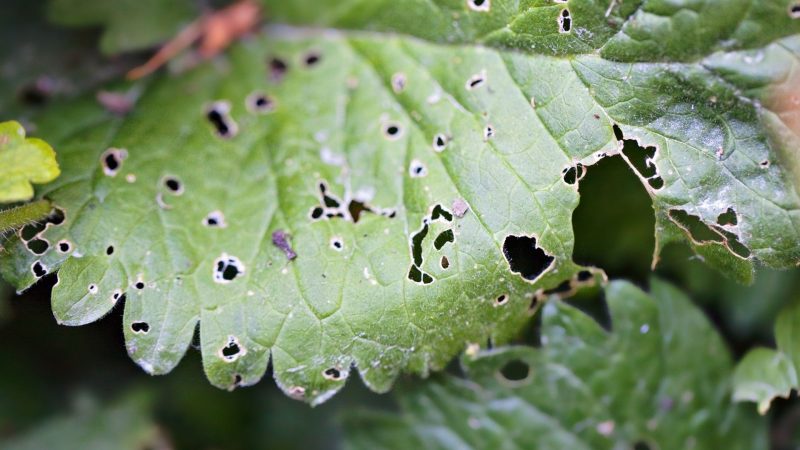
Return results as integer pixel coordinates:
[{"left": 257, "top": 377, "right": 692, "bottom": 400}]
[{"left": 2, "top": 1, "right": 800, "bottom": 449}]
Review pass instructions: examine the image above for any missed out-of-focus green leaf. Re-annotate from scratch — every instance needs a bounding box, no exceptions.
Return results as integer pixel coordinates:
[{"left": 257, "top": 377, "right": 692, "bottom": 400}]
[
  {"left": 47, "top": 0, "right": 199, "bottom": 55},
  {"left": 345, "top": 279, "right": 768, "bottom": 450},
  {"left": 0, "top": 121, "right": 59, "bottom": 203},
  {"left": 0, "top": 392, "right": 162, "bottom": 450},
  {"left": 735, "top": 301, "right": 800, "bottom": 414}
]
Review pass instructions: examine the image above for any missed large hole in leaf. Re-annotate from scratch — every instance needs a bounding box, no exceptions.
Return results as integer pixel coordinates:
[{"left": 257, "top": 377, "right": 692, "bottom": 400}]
[
  {"left": 572, "top": 154, "right": 655, "bottom": 284},
  {"left": 502, "top": 235, "right": 554, "bottom": 282},
  {"left": 498, "top": 359, "right": 530, "bottom": 383}
]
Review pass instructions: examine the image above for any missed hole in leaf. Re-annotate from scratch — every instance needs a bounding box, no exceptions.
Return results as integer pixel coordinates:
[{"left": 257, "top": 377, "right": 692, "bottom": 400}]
[
  {"left": 203, "top": 211, "right": 226, "bottom": 228},
  {"left": 559, "top": 9, "right": 572, "bottom": 33},
  {"left": 134, "top": 281, "right": 145, "bottom": 290},
  {"left": 20, "top": 223, "right": 45, "bottom": 241},
  {"left": 57, "top": 240, "right": 72, "bottom": 253},
  {"left": 467, "top": 0, "right": 490, "bottom": 12},
  {"left": 348, "top": 201, "right": 368, "bottom": 223},
  {"left": 572, "top": 155, "right": 654, "bottom": 283},
  {"left": 563, "top": 164, "right": 584, "bottom": 185},
  {"left": 790, "top": 3, "right": 800, "bottom": 18},
  {"left": 268, "top": 57, "right": 288, "bottom": 82},
  {"left": 466, "top": 71, "right": 487, "bottom": 90},
  {"left": 330, "top": 237, "right": 344, "bottom": 251},
  {"left": 431, "top": 204, "right": 453, "bottom": 222},
  {"left": 494, "top": 294, "right": 509, "bottom": 306},
  {"left": 621, "top": 141, "right": 662, "bottom": 190},
  {"left": 131, "top": 322, "right": 150, "bottom": 333},
  {"left": 484, "top": 125, "right": 494, "bottom": 140},
  {"left": 669, "top": 210, "right": 724, "bottom": 243},
  {"left": 246, "top": 92, "right": 276, "bottom": 114},
  {"left": 498, "top": 359, "right": 530, "bottom": 382},
  {"left": 502, "top": 235, "right": 554, "bottom": 282},
  {"left": 106, "top": 245, "right": 115, "bottom": 255},
  {"left": 214, "top": 255, "right": 245, "bottom": 283},
  {"left": 221, "top": 339, "right": 241, "bottom": 361},
  {"left": 304, "top": 51, "right": 321, "bottom": 67},
  {"left": 88, "top": 284, "right": 98, "bottom": 294},
  {"left": 163, "top": 176, "right": 183, "bottom": 195},
  {"left": 433, "top": 230, "right": 454, "bottom": 250},
  {"left": 31, "top": 261, "right": 46, "bottom": 278},
  {"left": 409, "top": 160, "right": 428, "bottom": 178},
  {"left": 323, "top": 367, "right": 343, "bottom": 380},
  {"left": 26, "top": 239, "right": 49, "bottom": 255},
  {"left": 206, "top": 102, "right": 238, "bottom": 138},
  {"left": 310, "top": 207, "right": 324, "bottom": 220},
  {"left": 433, "top": 134, "right": 448, "bottom": 152},
  {"left": 100, "top": 148, "right": 127, "bottom": 177},
  {"left": 383, "top": 122, "right": 403, "bottom": 140},
  {"left": 717, "top": 207, "right": 738, "bottom": 226}
]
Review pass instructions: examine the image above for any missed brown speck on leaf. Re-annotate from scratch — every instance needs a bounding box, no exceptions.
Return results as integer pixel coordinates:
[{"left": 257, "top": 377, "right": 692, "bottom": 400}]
[
  {"left": 452, "top": 198, "right": 469, "bottom": 218},
  {"left": 593, "top": 113, "right": 600, "bottom": 119},
  {"left": 97, "top": 90, "right": 135, "bottom": 115},
  {"left": 272, "top": 230, "right": 297, "bottom": 260}
]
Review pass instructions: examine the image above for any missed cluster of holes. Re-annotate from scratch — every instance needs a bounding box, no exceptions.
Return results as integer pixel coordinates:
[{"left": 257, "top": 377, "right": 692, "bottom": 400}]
[
  {"left": 246, "top": 92, "right": 276, "bottom": 114},
  {"left": 21, "top": 208, "right": 66, "bottom": 276},
  {"left": 408, "top": 205, "right": 455, "bottom": 284},
  {"left": 558, "top": 9, "right": 572, "bottom": 33},
  {"left": 214, "top": 254, "right": 245, "bottom": 283},
  {"left": 669, "top": 208, "right": 750, "bottom": 258},
  {"left": 467, "top": 0, "right": 490, "bottom": 12},
  {"left": 100, "top": 148, "right": 128, "bottom": 177},
  {"left": 502, "top": 235, "right": 555, "bottom": 282},
  {"left": 206, "top": 101, "right": 238, "bottom": 138},
  {"left": 309, "top": 181, "right": 396, "bottom": 223}
]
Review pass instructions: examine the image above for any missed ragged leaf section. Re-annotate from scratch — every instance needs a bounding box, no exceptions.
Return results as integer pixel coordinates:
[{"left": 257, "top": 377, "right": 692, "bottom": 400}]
[
  {"left": 345, "top": 280, "right": 768, "bottom": 450},
  {"left": 734, "top": 300, "right": 800, "bottom": 414},
  {"left": 1, "top": 30, "right": 799, "bottom": 403},
  {"left": 0, "top": 121, "right": 59, "bottom": 203},
  {"left": 0, "top": 392, "right": 161, "bottom": 450}
]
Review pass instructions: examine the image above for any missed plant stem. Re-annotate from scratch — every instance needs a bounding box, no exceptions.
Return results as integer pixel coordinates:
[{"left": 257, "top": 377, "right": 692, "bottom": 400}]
[{"left": 0, "top": 200, "right": 53, "bottom": 234}]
